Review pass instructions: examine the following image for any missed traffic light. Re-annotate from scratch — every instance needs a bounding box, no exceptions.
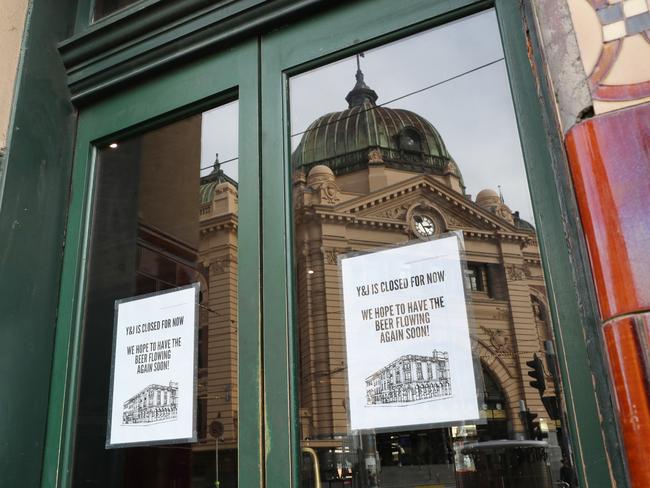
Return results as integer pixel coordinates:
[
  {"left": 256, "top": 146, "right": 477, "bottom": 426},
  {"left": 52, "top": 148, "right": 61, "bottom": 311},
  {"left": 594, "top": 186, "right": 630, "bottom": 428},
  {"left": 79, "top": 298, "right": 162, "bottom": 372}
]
[
  {"left": 523, "top": 411, "right": 548, "bottom": 440},
  {"left": 524, "top": 411, "right": 538, "bottom": 439},
  {"left": 526, "top": 353, "right": 546, "bottom": 395},
  {"left": 542, "top": 395, "right": 560, "bottom": 420}
]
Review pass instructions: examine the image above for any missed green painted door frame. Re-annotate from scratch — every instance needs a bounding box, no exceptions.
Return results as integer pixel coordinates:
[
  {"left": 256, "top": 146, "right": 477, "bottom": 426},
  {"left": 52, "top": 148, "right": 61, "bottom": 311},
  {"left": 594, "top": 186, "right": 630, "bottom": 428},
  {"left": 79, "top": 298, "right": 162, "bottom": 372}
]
[
  {"left": 41, "top": 40, "right": 262, "bottom": 487},
  {"left": 0, "top": 2, "right": 77, "bottom": 487},
  {"left": 26, "top": 0, "right": 623, "bottom": 487}
]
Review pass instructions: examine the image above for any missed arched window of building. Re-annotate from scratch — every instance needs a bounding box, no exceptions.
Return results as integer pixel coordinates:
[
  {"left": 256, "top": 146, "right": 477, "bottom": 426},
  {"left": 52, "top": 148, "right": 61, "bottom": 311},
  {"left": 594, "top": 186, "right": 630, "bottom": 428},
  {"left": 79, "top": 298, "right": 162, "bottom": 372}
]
[
  {"left": 398, "top": 127, "right": 422, "bottom": 153},
  {"left": 531, "top": 294, "right": 547, "bottom": 322},
  {"left": 478, "top": 365, "right": 508, "bottom": 441}
]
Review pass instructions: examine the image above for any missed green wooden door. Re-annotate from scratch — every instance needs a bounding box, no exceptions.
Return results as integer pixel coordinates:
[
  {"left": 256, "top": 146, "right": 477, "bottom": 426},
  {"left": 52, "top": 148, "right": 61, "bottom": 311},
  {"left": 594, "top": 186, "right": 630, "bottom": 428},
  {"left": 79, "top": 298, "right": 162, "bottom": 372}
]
[
  {"left": 41, "top": 2, "right": 622, "bottom": 487},
  {"left": 42, "top": 40, "right": 263, "bottom": 487},
  {"left": 259, "top": 1, "right": 616, "bottom": 487}
]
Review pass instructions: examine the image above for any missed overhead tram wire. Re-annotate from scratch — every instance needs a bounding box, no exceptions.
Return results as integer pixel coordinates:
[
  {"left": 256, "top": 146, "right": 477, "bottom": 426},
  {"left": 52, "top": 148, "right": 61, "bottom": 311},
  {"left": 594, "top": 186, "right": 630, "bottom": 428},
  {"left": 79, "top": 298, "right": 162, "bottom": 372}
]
[
  {"left": 199, "top": 155, "right": 239, "bottom": 173},
  {"left": 196, "top": 58, "right": 505, "bottom": 169},
  {"left": 196, "top": 59, "right": 505, "bottom": 172},
  {"left": 290, "top": 57, "right": 506, "bottom": 140}
]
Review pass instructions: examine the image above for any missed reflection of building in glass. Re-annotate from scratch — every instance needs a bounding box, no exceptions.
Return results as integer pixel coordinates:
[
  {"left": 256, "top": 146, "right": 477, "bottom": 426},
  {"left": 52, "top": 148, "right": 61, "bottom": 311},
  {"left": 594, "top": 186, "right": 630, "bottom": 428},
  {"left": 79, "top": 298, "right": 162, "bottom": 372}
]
[
  {"left": 197, "top": 157, "right": 240, "bottom": 449},
  {"left": 291, "top": 67, "right": 556, "bottom": 444},
  {"left": 183, "top": 65, "right": 557, "bottom": 482},
  {"left": 122, "top": 381, "right": 178, "bottom": 424},
  {"left": 131, "top": 120, "right": 240, "bottom": 483},
  {"left": 366, "top": 351, "right": 451, "bottom": 405}
]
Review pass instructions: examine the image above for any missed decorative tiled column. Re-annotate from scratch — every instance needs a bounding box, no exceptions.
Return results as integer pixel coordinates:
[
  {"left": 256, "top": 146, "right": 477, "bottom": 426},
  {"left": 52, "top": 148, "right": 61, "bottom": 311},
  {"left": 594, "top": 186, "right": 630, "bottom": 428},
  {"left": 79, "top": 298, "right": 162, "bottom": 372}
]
[
  {"left": 564, "top": 1, "right": 650, "bottom": 485},
  {"left": 566, "top": 104, "right": 650, "bottom": 485}
]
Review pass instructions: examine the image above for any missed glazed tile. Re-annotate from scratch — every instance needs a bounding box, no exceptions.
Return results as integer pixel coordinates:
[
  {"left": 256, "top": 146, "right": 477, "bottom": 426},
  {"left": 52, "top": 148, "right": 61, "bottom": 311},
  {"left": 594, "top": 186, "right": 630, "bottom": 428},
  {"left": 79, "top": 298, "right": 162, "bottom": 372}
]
[
  {"left": 603, "top": 20, "right": 627, "bottom": 40},
  {"left": 603, "top": 316, "right": 650, "bottom": 487},
  {"left": 623, "top": 0, "right": 648, "bottom": 17},
  {"left": 565, "top": 103, "right": 650, "bottom": 319}
]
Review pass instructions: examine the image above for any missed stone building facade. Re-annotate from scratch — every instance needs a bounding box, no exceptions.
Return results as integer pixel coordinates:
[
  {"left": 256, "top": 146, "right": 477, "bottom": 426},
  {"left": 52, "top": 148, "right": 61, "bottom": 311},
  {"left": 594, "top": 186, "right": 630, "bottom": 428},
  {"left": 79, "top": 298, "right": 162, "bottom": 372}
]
[{"left": 196, "top": 162, "right": 240, "bottom": 452}]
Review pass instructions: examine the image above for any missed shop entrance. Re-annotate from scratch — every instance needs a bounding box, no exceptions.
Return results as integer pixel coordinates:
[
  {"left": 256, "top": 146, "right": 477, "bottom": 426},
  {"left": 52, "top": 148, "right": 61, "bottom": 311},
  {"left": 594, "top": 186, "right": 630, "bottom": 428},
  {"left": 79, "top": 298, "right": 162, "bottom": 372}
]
[{"left": 45, "top": 1, "right": 607, "bottom": 487}]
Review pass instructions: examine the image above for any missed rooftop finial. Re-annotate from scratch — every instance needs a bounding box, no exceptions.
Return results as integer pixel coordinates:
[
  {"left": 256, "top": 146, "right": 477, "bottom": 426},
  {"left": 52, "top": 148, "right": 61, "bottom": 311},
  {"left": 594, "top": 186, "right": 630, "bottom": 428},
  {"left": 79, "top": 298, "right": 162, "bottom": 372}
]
[
  {"left": 345, "top": 52, "right": 378, "bottom": 108},
  {"left": 355, "top": 52, "right": 366, "bottom": 85},
  {"left": 498, "top": 185, "right": 504, "bottom": 203},
  {"left": 212, "top": 153, "right": 221, "bottom": 173},
  {"left": 201, "top": 151, "right": 238, "bottom": 187}
]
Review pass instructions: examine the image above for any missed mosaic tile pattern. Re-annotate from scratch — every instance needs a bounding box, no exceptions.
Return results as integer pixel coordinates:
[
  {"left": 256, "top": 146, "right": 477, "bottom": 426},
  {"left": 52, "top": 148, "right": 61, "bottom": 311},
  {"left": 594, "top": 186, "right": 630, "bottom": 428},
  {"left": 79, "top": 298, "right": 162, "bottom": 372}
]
[
  {"left": 567, "top": 0, "right": 650, "bottom": 108},
  {"left": 597, "top": 0, "right": 650, "bottom": 41}
]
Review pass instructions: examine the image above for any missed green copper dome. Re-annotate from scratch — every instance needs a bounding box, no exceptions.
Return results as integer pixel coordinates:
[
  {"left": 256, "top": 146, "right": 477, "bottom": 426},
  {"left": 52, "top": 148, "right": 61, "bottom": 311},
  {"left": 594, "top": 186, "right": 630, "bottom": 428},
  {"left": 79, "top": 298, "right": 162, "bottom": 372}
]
[{"left": 292, "top": 68, "right": 462, "bottom": 186}]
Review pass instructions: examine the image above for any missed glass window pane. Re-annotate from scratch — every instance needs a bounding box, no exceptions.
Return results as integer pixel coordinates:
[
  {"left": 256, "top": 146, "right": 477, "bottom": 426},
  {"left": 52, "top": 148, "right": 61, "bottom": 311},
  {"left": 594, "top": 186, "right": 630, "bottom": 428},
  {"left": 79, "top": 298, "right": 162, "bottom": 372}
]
[
  {"left": 289, "top": 9, "right": 577, "bottom": 488},
  {"left": 72, "top": 101, "right": 240, "bottom": 487}
]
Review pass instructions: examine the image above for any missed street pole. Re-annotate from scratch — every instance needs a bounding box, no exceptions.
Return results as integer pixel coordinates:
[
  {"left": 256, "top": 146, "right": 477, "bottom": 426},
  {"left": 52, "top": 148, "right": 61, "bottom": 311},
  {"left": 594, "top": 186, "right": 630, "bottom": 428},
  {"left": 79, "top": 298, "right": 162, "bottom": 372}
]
[
  {"left": 215, "top": 435, "right": 220, "bottom": 488},
  {"left": 210, "top": 419, "right": 224, "bottom": 488},
  {"left": 519, "top": 399, "right": 527, "bottom": 439}
]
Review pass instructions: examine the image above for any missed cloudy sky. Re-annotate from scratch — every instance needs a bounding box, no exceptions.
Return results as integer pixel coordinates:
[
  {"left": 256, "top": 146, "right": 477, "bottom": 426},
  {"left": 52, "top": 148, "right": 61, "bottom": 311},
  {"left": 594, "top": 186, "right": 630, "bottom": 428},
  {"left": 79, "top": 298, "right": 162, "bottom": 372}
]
[{"left": 201, "top": 8, "right": 535, "bottom": 223}]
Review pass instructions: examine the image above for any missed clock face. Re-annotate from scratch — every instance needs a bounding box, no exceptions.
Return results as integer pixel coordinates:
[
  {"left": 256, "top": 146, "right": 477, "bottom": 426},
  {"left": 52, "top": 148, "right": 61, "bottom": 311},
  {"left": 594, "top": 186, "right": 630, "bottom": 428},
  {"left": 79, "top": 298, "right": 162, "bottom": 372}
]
[{"left": 413, "top": 214, "right": 435, "bottom": 237}]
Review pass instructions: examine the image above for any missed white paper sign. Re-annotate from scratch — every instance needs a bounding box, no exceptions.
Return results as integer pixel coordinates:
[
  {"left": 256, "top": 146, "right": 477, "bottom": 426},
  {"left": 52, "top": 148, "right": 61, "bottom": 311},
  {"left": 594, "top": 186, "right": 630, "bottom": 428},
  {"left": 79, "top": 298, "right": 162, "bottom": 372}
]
[
  {"left": 106, "top": 283, "right": 198, "bottom": 448},
  {"left": 341, "top": 235, "right": 480, "bottom": 431}
]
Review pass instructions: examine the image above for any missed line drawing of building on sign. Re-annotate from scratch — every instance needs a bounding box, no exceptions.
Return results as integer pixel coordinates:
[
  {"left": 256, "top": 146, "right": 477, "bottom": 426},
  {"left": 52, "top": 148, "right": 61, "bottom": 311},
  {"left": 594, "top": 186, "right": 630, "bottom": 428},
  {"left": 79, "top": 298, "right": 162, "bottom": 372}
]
[
  {"left": 365, "top": 351, "right": 451, "bottom": 406},
  {"left": 123, "top": 381, "right": 179, "bottom": 425}
]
